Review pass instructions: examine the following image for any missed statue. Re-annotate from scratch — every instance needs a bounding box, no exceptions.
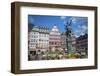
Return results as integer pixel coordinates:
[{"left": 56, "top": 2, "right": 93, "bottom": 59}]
[{"left": 65, "top": 20, "right": 74, "bottom": 54}]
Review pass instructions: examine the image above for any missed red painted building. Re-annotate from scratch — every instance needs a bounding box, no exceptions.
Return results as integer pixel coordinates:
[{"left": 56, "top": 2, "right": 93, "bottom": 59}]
[{"left": 49, "top": 25, "right": 61, "bottom": 51}]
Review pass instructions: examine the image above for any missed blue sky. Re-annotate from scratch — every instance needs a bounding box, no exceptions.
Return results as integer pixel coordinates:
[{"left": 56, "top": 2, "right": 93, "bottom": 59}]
[{"left": 28, "top": 15, "right": 88, "bottom": 37}]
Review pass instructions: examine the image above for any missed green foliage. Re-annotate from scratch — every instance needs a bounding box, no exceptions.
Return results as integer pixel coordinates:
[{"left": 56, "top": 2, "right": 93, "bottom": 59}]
[
  {"left": 66, "top": 53, "right": 81, "bottom": 59},
  {"left": 40, "top": 49, "right": 88, "bottom": 60}
]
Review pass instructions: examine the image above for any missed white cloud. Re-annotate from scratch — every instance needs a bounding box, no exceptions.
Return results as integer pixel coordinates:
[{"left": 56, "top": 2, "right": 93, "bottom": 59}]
[
  {"left": 60, "top": 16, "right": 66, "bottom": 20},
  {"left": 78, "top": 25, "right": 87, "bottom": 32},
  {"left": 71, "top": 17, "right": 77, "bottom": 24},
  {"left": 75, "top": 30, "right": 79, "bottom": 33},
  {"left": 77, "top": 25, "right": 81, "bottom": 29},
  {"left": 75, "top": 34, "right": 79, "bottom": 38},
  {"left": 81, "top": 25, "right": 87, "bottom": 31},
  {"left": 80, "top": 32, "right": 85, "bottom": 35},
  {"left": 75, "top": 25, "right": 87, "bottom": 37},
  {"left": 64, "top": 20, "right": 67, "bottom": 25},
  {"left": 71, "top": 17, "right": 87, "bottom": 25}
]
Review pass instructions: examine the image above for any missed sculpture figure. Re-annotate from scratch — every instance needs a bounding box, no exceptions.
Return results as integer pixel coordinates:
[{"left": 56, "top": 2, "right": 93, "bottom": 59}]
[{"left": 65, "top": 20, "right": 74, "bottom": 54}]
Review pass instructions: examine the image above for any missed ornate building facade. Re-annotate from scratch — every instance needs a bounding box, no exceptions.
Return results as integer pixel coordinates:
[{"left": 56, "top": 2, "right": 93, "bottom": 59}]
[
  {"left": 71, "top": 33, "right": 76, "bottom": 52},
  {"left": 49, "top": 25, "right": 61, "bottom": 51},
  {"left": 28, "top": 25, "right": 49, "bottom": 52},
  {"left": 61, "top": 32, "right": 67, "bottom": 50},
  {"left": 76, "top": 33, "right": 88, "bottom": 51},
  {"left": 61, "top": 32, "right": 76, "bottom": 52}
]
